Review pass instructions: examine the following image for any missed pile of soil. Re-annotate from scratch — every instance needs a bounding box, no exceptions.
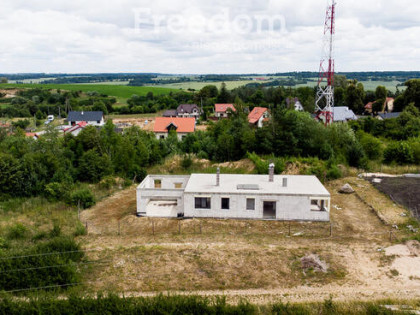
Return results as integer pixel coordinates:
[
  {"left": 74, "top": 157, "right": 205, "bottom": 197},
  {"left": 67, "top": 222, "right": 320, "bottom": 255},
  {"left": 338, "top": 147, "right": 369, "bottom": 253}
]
[{"left": 301, "top": 254, "right": 328, "bottom": 273}]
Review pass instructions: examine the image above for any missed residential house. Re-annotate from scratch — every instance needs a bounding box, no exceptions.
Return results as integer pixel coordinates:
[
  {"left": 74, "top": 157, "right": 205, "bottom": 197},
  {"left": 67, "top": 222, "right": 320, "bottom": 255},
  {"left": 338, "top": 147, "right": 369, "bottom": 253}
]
[
  {"left": 137, "top": 165, "right": 330, "bottom": 221},
  {"left": 154, "top": 117, "right": 195, "bottom": 140},
  {"left": 162, "top": 109, "right": 178, "bottom": 117},
  {"left": 332, "top": 106, "right": 358, "bottom": 122},
  {"left": 66, "top": 111, "right": 105, "bottom": 126},
  {"left": 25, "top": 132, "right": 40, "bottom": 140},
  {"left": 64, "top": 121, "right": 88, "bottom": 136},
  {"left": 248, "top": 107, "right": 269, "bottom": 128},
  {"left": 286, "top": 97, "right": 304, "bottom": 111},
  {"left": 177, "top": 104, "right": 201, "bottom": 118},
  {"left": 365, "top": 98, "right": 395, "bottom": 114},
  {"left": 377, "top": 112, "right": 402, "bottom": 120},
  {"left": 215, "top": 104, "right": 236, "bottom": 118}
]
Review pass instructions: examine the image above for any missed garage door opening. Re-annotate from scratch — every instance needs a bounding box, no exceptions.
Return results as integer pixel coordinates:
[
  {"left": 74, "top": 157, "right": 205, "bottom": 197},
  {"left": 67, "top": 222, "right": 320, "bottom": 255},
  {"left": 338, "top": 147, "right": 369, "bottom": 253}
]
[{"left": 263, "top": 201, "right": 276, "bottom": 219}]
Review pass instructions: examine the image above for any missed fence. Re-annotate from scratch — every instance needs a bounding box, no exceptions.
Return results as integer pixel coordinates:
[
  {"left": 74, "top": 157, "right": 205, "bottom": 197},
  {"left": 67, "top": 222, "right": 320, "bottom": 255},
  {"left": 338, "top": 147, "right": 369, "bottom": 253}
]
[{"left": 81, "top": 217, "right": 402, "bottom": 241}]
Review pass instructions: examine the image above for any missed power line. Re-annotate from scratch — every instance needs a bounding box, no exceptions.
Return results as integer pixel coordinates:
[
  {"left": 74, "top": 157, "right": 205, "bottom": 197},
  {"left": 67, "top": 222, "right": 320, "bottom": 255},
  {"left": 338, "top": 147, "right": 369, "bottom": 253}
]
[
  {"left": 0, "top": 260, "right": 110, "bottom": 274},
  {"left": 0, "top": 248, "right": 101, "bottom": 261}
]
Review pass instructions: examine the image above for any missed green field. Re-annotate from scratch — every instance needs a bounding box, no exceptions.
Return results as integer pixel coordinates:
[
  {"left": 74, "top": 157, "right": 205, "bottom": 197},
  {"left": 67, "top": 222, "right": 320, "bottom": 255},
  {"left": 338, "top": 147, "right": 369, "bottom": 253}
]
[
  {"left": 0, "top": 83, "right": 178, "bottom": 99},
  {"left": 147, "top": 80, "right": 271, "bottom": 91}
]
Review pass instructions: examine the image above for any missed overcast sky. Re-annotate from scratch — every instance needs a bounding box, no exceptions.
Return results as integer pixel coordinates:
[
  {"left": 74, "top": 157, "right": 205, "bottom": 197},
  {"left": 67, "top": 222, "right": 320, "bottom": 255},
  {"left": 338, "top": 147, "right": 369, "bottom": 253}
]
[{"left": 0, "top": 0, "right": 419, "bottom": 74}]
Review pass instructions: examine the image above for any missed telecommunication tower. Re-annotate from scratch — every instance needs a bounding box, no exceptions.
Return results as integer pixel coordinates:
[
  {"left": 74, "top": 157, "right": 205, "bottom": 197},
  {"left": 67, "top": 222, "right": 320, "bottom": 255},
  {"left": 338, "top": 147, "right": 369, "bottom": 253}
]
[{"left": 315, "top": 0, "right": 336, "bottom": 125}]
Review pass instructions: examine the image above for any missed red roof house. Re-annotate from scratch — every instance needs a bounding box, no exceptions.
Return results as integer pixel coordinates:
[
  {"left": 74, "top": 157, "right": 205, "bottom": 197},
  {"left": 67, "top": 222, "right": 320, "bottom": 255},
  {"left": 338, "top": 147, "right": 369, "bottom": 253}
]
[
  {"left": 248, "top": 107, "right": 269, "bottom": 127},
  {"left": 215, "top": 104, "right": 236, "bottom": 118},
  {"left": 154, "top": 117, "right": 195, "bottom": 140}
]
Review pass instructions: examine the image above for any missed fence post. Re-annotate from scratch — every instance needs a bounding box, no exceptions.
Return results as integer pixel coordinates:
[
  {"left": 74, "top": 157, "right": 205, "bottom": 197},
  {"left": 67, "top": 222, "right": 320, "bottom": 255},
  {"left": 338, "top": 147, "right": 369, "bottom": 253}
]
[
  {"left": 118, "top": 220, "right": 121, "bottom": 236},
  {"left": 389, "top": 230, "right": 393, "bottom": 242},
  {"left": 152, "top": 220, "right": 155, "bottom": 236},
  {"left": 288, "top": 221, "right": 291, "bottom": 236},
  {"left": 85, "top": 221, "right": 88, "bottom": 235},
  {"left": 178, "top": 220, "right": 181, "bottom": 234},
  {"left": 78, "top": 200, "right": 81, "bottom": 220},
  {"left": 199, "top": 221, "right": 202, "bottom": 234},
  {"left": 329, "top": 223, "right": 332, "bottom": 237}
]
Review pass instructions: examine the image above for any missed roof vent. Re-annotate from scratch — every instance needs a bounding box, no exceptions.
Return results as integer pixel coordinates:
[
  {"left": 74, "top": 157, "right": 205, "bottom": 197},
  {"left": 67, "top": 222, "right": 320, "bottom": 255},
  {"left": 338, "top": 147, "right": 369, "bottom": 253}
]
[
  {"left": 216, "top": 167, "right": 220, "bottom": 186},
  {"left": 283, "top": 178, "right": 288, "bottom": 187},
  {"left": 269, "top": 163, "right": 275, "bottom": 182}
]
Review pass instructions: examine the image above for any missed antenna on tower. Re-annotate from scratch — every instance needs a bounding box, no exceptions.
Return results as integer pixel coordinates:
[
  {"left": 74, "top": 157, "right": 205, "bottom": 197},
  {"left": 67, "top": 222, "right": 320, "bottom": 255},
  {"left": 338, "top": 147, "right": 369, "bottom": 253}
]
[{"left": 315, "top": 0, "right": 336, "bottom": 125}]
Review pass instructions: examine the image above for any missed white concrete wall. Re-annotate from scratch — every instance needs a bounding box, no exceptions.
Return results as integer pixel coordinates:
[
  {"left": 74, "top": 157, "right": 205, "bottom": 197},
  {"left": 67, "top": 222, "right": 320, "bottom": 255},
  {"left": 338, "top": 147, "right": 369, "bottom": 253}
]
[
  {"left": 137, "top": 175, "right": 189, "bottom": 216},
  {"left": 183, "top": 193, "right": 330, "bottom": 221}
]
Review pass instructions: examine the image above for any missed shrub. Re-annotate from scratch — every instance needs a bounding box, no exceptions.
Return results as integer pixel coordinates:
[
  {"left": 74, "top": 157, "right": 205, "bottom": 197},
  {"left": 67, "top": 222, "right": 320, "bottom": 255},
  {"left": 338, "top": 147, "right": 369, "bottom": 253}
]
[
  {"left": 181, "top": 154, "right": 193, "bottom": 169},
  {"left": 44, "top": 182, "right": 65, "bottom": 201},
  {"left": 384, "top": 142, "right": 414, "bottom": 165},
  {"left": 69, "top": 189, "right": 96, "bottom": 209},
  {"left": 73, "top": 222, "right": 87, "bottom": 237},
  {"left": 49, "top": 222, "right": 62, "bottom": 238},
  {"left": 326, "top": 165, "right": 342, "bottom": 180},
  {"left": 6, "top": 223, "right": 28, "bottom": 240},
  {"left": 0, "top": 237, "right": 84, "bottom": 291}
]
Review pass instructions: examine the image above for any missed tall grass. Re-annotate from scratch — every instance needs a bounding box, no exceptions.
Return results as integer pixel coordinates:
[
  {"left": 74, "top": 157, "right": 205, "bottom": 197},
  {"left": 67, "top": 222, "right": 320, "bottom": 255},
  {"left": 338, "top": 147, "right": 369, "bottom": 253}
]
[{"left": 0, "top": 294, "right": 417, "bottom": 314}]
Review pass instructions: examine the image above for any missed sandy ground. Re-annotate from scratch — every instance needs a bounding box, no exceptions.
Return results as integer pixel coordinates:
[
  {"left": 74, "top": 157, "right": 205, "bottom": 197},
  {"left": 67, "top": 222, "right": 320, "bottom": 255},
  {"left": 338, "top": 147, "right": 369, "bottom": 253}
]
[{"left": 79, "top": 178, "right": 420, "bottom": 303}]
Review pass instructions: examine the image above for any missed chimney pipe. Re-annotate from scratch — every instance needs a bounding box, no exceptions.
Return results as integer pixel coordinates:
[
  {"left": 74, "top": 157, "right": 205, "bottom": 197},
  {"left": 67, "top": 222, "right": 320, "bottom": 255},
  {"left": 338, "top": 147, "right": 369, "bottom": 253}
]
[
  {"left": 269, "top": 163, "right": 275, "bottom": 182},
  {"left": 282, "top": 178, "right": 288, "bottom": 187},
  {"left": 216, "top": 167, "right": 220, "bottom": 186}
]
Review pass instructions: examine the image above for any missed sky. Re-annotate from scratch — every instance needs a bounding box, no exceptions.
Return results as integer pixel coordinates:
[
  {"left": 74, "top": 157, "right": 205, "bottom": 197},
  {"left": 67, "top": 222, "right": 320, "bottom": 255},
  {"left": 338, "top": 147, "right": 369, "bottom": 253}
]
[{"left": 0, "top": 0, "right": 419, "bottom": 74}]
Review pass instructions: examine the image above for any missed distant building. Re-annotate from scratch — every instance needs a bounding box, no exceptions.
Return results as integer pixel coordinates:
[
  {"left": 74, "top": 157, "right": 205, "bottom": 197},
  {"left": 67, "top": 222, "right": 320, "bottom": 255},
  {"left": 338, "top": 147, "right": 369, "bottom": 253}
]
[
  {"left": 215, "top": 104, "right": 236, "bottom": 118},
  {"left": 66, "top": 111, "right": 105, "bottom": 126},
  {"left": 365, "top": 98, "right": 395, "bottom": 114},
  {"left": 176, "top": 104, "right": 201, "bottom": 118},
  {"left": 162, "top": 110, "right": 178, "bottom": 118},
  {"left": 248, "top": 107, "right": 269, "bottom": 128},
  {"left": 25, "top": 132, "right": 40, "bottom": 140},
  {"left": 136, "top": 167, "right": 330, "bottom": 221},
  {"left": 154, "top": 117, "right": 196, "bottom": 140},
  {"left": 64, "top": 121, "right": 88, "bottom": 136},
  {"left": 286, "top": 97, "right": 304, "bottom": 111},
  {"left": 377, "top": 112, "right": 402, "bottom": 120},
  {"left": 332, "top": 106, "right": 358, "bottom": 122}
]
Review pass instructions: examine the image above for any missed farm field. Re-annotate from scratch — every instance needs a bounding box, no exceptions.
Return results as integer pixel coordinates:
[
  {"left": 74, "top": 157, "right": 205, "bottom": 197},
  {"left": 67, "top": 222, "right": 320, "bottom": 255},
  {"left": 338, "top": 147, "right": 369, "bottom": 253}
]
[
  {"left": 0, "top": 83, "right": 177, "bottom": 100},
  {"left": 146, "top": 80, "right": 270, "bottom": 91},
  {"left": 77, "top": 171, "right": 420, "bottom": 304}
]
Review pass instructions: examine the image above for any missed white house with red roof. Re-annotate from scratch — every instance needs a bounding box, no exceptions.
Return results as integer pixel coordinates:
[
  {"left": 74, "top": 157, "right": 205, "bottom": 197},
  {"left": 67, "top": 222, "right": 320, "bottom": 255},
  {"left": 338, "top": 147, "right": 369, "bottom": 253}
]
[
  {"left": 248, "top": 107, "right": 269, "bottom": 128},
  {"left": 214, "top": 104, "right": 236, "bottom": 118},
  {"left": 154, "top": 117, "right": 196, "bottom": 140},
  {"left": 63, "top": 121, "right": 88, "bottom": 136}
]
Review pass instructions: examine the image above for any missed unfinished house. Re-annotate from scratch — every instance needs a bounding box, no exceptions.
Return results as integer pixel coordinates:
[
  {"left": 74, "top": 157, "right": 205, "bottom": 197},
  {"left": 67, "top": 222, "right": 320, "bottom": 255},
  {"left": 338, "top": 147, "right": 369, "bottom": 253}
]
[{"left": 137, "top": 166, "right": 331, "bottom": 221}]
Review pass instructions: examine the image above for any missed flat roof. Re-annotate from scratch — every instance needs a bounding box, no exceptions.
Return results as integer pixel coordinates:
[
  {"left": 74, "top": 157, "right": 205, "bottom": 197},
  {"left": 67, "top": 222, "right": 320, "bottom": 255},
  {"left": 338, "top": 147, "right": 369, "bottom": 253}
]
[{"left": 184, "top": 174, "right": 330, "bottom": 196}]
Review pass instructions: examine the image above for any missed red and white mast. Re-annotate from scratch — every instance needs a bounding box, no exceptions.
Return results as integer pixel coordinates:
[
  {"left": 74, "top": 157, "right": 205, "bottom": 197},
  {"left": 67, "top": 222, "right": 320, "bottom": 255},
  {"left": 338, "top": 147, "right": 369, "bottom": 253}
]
[{"left": 315, "top": 0, "right": 336, "bottom": 125}]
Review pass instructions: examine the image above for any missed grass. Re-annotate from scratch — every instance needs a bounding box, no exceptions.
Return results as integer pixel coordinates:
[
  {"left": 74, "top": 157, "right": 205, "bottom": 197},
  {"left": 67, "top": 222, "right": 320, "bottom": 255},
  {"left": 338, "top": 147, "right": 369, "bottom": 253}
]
[
  {"left": 0, "top": 83, "right": 178, "bottom": 100},
  {"left": 149, "top": 80, "right": 270, "bottom": 91}
]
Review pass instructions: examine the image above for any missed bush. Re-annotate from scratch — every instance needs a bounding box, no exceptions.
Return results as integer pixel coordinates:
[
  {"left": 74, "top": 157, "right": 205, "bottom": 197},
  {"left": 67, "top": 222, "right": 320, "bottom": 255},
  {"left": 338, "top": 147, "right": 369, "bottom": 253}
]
[
  {"left": 44, "top": 182, "right": 65, "bottom": 201},
  {"left": 384, "top": 142, "right": 414, "bottom": 165},
  {"left": 73, "top": 222, "right": 87, "bottom": 237},
  {"left": 358, "top": 131, "right": 383, "bottom": 160},
  {"left": 69, "top": 189, "right": 96, "bottom": 209},
  {"left": 0, "top": 237, "right": 84, "bottom": 291},
  {"left": 49, "top": 222, "right": 62, "bottom": 238},
  {"left": 181, "top": 154, "right": 193, "bottom": 169},
  {"left": 326, "top": 165, "right": 342, "bottom": 180},
  {"left": 6, "top": 223, "right": 28, "bottom": 240}
]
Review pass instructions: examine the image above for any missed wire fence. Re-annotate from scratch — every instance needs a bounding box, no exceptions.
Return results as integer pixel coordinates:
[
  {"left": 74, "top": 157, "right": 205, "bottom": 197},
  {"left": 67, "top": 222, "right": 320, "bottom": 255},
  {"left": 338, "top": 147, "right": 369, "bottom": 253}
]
[{"left": 81, "top": 217, "right": 403, "bottom": 241}]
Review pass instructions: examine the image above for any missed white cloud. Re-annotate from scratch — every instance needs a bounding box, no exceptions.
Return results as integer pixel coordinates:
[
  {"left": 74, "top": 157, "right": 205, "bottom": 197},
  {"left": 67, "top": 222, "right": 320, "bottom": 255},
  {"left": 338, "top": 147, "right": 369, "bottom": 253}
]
[{"left": 0, "top": 0, "right": 419, "bottom": 73}]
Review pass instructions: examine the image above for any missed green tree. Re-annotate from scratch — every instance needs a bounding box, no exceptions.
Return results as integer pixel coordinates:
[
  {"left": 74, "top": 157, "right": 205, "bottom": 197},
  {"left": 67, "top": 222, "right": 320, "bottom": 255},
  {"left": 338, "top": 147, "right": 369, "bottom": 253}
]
[{"left": 217, "top": 83, "right": 231, "bottom": 103}]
